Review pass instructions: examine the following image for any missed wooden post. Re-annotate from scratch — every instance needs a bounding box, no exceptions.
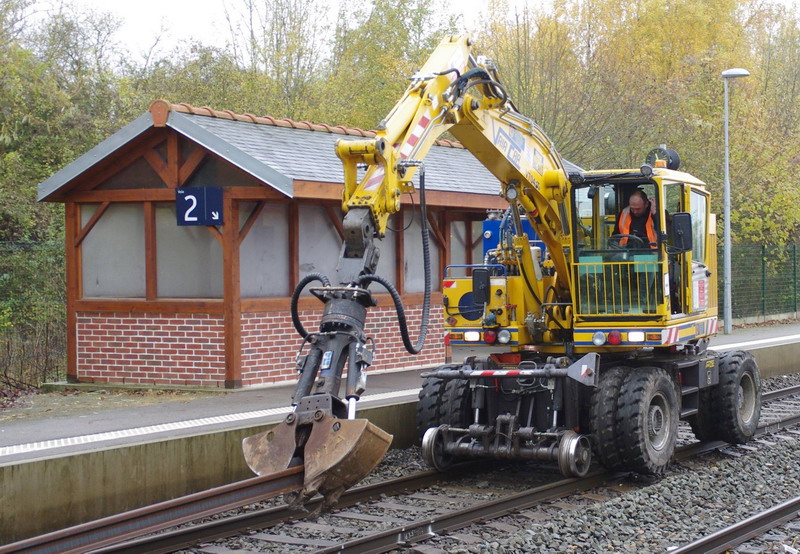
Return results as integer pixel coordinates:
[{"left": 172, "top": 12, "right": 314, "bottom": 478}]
[
  {"left": 223, "top": 196, "right": 242, "bottom": 388},
  {"left": 65, "top": 203, "right": 79, "bottom": 383}
]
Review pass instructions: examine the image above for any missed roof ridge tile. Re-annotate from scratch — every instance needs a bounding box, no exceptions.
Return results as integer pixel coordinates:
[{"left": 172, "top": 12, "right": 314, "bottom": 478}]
[{"left": 150, "top": 100, "right": 460, "bottom": 148}]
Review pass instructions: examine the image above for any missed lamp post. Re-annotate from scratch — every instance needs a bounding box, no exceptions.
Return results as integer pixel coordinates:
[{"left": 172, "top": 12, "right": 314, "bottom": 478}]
[{"left": 722, "top": 67, "right": 750, "bottom": 334}]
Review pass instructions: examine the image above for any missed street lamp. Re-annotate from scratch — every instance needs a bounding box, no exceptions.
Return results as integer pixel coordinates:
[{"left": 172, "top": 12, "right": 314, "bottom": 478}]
[{"left": 722, "top": 67, "right": 750, "bottom": 334}]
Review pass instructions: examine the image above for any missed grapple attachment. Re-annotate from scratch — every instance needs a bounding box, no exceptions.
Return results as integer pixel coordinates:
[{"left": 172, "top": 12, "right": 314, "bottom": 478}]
[{"left": 242, "top": 411, "right": 392, "bottom": 506}]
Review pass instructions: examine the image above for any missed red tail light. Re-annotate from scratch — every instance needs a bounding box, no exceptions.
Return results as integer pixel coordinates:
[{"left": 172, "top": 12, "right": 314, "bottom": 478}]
[
  {"left": 608, "top": 330, "right": 622, "bottom": 345},
  {"left": 484, "top": 330, "right": 497, "bottom": 344}
]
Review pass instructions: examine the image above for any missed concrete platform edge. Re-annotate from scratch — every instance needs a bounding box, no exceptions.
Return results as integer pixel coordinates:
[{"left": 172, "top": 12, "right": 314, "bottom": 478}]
[{"left": 0, "top": 400, "right": 417, "bottom": 544}]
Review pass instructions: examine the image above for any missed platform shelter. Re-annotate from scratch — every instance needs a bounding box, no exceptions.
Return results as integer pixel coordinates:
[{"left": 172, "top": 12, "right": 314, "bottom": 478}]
[{"left": 37, "top": 100, "right": 546, "bottom": 388}]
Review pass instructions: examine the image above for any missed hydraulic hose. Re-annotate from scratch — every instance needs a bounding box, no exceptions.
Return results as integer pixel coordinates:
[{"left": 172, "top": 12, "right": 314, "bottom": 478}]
[
  {"left": 290, "top": 272, "right": 331, "bottom": 338},
  {"left": 357, "top": 166, "right": 432, "bottom": 355}
]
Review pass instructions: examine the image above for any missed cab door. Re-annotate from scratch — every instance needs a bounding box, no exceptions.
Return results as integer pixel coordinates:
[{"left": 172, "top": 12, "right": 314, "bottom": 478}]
[{"left": 688, "top": 188, "right": 711, "bottom": 314}]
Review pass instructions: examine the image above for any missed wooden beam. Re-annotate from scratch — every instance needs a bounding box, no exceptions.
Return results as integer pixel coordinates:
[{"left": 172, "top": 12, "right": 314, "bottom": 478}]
[
  {"left": 293, "top": 180, "right": 507, "bottom": 210},
  {"left": 75, "top": 201, "right": 110, "bottom": 247},
  {"left": 69, "top": 189, "right": 175, "bottom": 202},
  {"left": 289, "top": 202, "right": 299, "bottom": 290},
  {"left": 144, "top": 202, "right": 157, "bottom": 300},
  {"left": 65, "top": 132, "right": 167, "bottom": 195},
  {"left": 167, "top": 133, "right": 179, "bottom": 188},
  {"left": 65, "top": 203, "right": 79, "bottom": 383},
  {"left": 294, "top": 180, "right": 342, "bottom": 201},
  {"left": 178, "top": 147, "right": 207, "bottom": 186},
  {"left": 417, "top": 189, "right": 507, "bottom": 210},
  {"left": 207, "top": 225, "right": 223, "bottom": 245},
  {"left": 238, "top": 200, "right": 266, "bottom": 246},
  {"left": 222, "top": 195, "right": 242, "bottom": 388},
  {"left": 227, "top": 187, "right": 290, "bottom": 200},
  {"left": 144, "top": 150, "right": 172, "bottom": 189},
  {"left": 425, "top": 210, "right": 446, "bottom": 249},
  {"left": 324, "top": 204, "right": 344, "bottom": 240}
]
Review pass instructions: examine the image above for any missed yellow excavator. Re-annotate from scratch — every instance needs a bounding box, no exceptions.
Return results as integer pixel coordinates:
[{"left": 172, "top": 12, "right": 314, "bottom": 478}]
[{"left": 242, "top": 35, "right": 761, "bottom": 504}]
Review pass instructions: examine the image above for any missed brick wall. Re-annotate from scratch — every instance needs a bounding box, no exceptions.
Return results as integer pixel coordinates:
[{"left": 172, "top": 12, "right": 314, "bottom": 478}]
[
  {"left": 76, "top": 312, "right": 226, "bottom": 386},
  {"left": 240, "top": 303, "right": 445, "bottom": 386},
  {"left": 75, "top": 305, "right": 445, "bottom": 388}
]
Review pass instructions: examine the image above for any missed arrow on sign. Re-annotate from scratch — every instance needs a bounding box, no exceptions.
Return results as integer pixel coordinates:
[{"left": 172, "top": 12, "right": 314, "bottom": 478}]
[{"left": 211, "top": 211, "right": 220, "bottom": 220}]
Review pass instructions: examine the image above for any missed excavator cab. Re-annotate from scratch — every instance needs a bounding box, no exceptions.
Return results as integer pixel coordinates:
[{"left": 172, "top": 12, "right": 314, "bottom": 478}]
[{"left": 572, "top": 178, "right": 665, "bottom": 317}]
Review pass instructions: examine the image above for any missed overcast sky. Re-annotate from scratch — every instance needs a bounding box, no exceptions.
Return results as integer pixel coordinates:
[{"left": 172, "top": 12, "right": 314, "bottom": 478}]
[{"left": 63, "top": 0, "right": 500, "bottom": 58}]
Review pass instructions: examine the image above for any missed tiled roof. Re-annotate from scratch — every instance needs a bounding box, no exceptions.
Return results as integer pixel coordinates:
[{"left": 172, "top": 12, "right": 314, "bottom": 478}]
[{"left": 39, "top": 100, "right": 582, "bottom": 202}]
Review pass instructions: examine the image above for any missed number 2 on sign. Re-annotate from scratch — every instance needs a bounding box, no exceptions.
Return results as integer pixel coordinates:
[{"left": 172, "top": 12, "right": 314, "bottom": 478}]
[{"left": 184, "top": 194, "right": 198, "bottom": 222}]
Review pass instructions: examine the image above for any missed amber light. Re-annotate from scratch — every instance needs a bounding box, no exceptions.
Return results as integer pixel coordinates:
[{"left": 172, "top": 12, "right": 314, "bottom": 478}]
[{"left": 608, "top": 330, "right": 623, "bottom": 345}]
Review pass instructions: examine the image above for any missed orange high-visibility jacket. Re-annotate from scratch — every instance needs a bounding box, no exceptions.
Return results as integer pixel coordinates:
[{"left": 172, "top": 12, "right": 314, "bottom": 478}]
[{"left": 618, "top": 207, "right": 657, "bottom": 248}]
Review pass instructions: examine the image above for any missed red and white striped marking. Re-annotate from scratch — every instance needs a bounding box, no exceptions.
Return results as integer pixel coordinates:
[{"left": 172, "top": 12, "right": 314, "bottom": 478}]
[
  {"left": 399, "top": 113, "right": 432, "bottom": 159},
  {"left": 363, "top": 165, "right": 385, "bottom": 191},
  {"left": 663, "top": 326, "right": 680, "bottom": 345}
]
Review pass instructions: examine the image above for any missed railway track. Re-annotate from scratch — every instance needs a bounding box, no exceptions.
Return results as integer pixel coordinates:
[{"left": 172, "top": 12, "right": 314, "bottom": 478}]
[{"left": 6, "top": 384, "right": 800, "bottom": 554}]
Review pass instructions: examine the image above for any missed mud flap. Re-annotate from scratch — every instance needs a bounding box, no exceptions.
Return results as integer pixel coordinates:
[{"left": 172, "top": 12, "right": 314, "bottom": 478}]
[
  {"left": 303, "top": 414, "right": 392, "bottom": 505},
  {"left": 242, "top": 413, "right": 392, "bottom": 506}
]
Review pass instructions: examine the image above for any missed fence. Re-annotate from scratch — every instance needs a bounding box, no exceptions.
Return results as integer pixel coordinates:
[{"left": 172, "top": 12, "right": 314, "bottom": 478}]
[
  {"left": 0, "top": 241, "right": 66, "bottom": 388},
  {"left": 722, "top": 244, "right": 800, "bottom": 323}
]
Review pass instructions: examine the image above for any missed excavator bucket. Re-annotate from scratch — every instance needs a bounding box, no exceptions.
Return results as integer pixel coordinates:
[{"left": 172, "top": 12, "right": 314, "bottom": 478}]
[
  {"left": 242, "top": 413, "right": 392, "bottom": 506},
  {"left": 302, "top": 414, "right": 392, "bottom": 504},
  {"left": 242, "top": 418, "right": 298, "bottom": 477}
]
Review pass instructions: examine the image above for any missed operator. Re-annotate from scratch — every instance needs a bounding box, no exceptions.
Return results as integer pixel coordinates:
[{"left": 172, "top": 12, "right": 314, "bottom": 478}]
[{"left": 615, "top": 189, "right": 657, "bottom": 248}]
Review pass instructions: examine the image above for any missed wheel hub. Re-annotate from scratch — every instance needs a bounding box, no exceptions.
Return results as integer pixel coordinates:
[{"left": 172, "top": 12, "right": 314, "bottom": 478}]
[
  {"left": 647, "top": 393, "right": 670, "bottom": 450},
  {"left": 737, "top": 373, "right": 756, "bottom": 422}
]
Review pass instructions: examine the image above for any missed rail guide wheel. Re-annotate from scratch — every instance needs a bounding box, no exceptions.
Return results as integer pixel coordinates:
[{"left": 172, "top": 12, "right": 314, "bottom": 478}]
[
  {"left": 558, "top": 430, "right": 592, "bottom": 477},
  {"left": 421, "top": 425, "right": 455, "bottom": 472}
]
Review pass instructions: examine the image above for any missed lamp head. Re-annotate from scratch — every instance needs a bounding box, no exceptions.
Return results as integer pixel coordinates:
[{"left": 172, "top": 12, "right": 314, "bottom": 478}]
[{"left": 722, "top": 68, "right": 750, "bottom": 79}]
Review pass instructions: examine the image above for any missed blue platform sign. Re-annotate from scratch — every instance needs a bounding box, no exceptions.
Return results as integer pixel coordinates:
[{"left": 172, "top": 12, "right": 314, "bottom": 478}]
[{"left": 176, "top": 187, "right": 224, "bottom": 226}]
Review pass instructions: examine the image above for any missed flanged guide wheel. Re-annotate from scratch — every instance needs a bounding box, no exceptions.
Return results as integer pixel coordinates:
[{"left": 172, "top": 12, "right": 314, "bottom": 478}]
[
  {"left": 421, "top": 425, "right": 455, "bottom": 472},
  {"left": 558, "top": 430, "right": 592, "bottom": 477}
]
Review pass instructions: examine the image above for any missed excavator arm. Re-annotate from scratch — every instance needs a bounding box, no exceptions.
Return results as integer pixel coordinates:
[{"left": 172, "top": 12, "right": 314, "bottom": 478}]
[
  {"left": 243, "top": 35, "right": 574, "bottom": 507},
  {"left": 335, "top": 35, "right": 572, "bottom": 297}
]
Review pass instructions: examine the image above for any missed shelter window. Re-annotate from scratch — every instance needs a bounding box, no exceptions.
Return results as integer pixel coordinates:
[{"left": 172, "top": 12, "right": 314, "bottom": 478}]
[
  {"left": 156, "top": 204, "right": 223, "bottom": 298},
  {"left": 80, "top": 203, "right": 145, "bottom": 298},
  {"left": 240, "top": 202, "right": 290, "bottom": 297}
]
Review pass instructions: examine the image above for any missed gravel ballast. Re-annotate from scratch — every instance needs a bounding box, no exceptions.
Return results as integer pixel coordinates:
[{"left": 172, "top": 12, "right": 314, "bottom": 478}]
[{"left": 423, "top": 371, "right": 800, "bottom": 553}]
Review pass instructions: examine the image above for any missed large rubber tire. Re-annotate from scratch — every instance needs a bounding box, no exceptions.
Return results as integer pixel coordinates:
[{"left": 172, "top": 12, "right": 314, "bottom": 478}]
[
  {"left": 687, "top": 388, "right": 717, "bottom": 442},
  {"left": 588, "top": 366, "right": 629, "bottom": 469},
  {"left": 416, "top": 370, "right": 472, "bottom": 440},
  {"left": 616, "top": 367, "right": 679, "bottom": 474},
  {"left": 416, "top": 375, "right": 447, "bottom": 440},
  {"left": 714, "top": 350, "right": 762, "bottom": 444},
  {"left": 440, "top": 377, "right": 472, "bottom": 428}
]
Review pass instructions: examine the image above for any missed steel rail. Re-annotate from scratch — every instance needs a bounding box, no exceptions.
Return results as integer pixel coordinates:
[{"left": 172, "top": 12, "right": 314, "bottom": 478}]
[
  {"left": 97, "top": 467, "right": 466, "bottom": 554},
  {"left": 0, "top": 466, "right": 305, "bottom": 554},
  {"left": 318, "top": 471, "right": 613, "bottom": 554},
  {"left": 763, "top": 383, "right": 800, "bottom": 402},
  {"left": 670, "top": 495, "right": 800, "bottom": 553},
  {"left": 7, "top": 384, "right": 800, "bottom": 554}
]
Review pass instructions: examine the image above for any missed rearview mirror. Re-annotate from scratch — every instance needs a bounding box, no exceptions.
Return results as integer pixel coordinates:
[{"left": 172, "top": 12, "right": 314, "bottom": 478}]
[
  {"left": 670, "top": 212, "right": 693, "bottom": 253},
  {"left": 472, "top": 268, "right": 490, "bottom": 305}
]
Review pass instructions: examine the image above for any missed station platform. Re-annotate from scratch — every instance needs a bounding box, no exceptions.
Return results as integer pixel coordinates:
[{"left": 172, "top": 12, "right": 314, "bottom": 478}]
[{"left": 2, "top": 321, "right": 799, "bottom": 465}]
